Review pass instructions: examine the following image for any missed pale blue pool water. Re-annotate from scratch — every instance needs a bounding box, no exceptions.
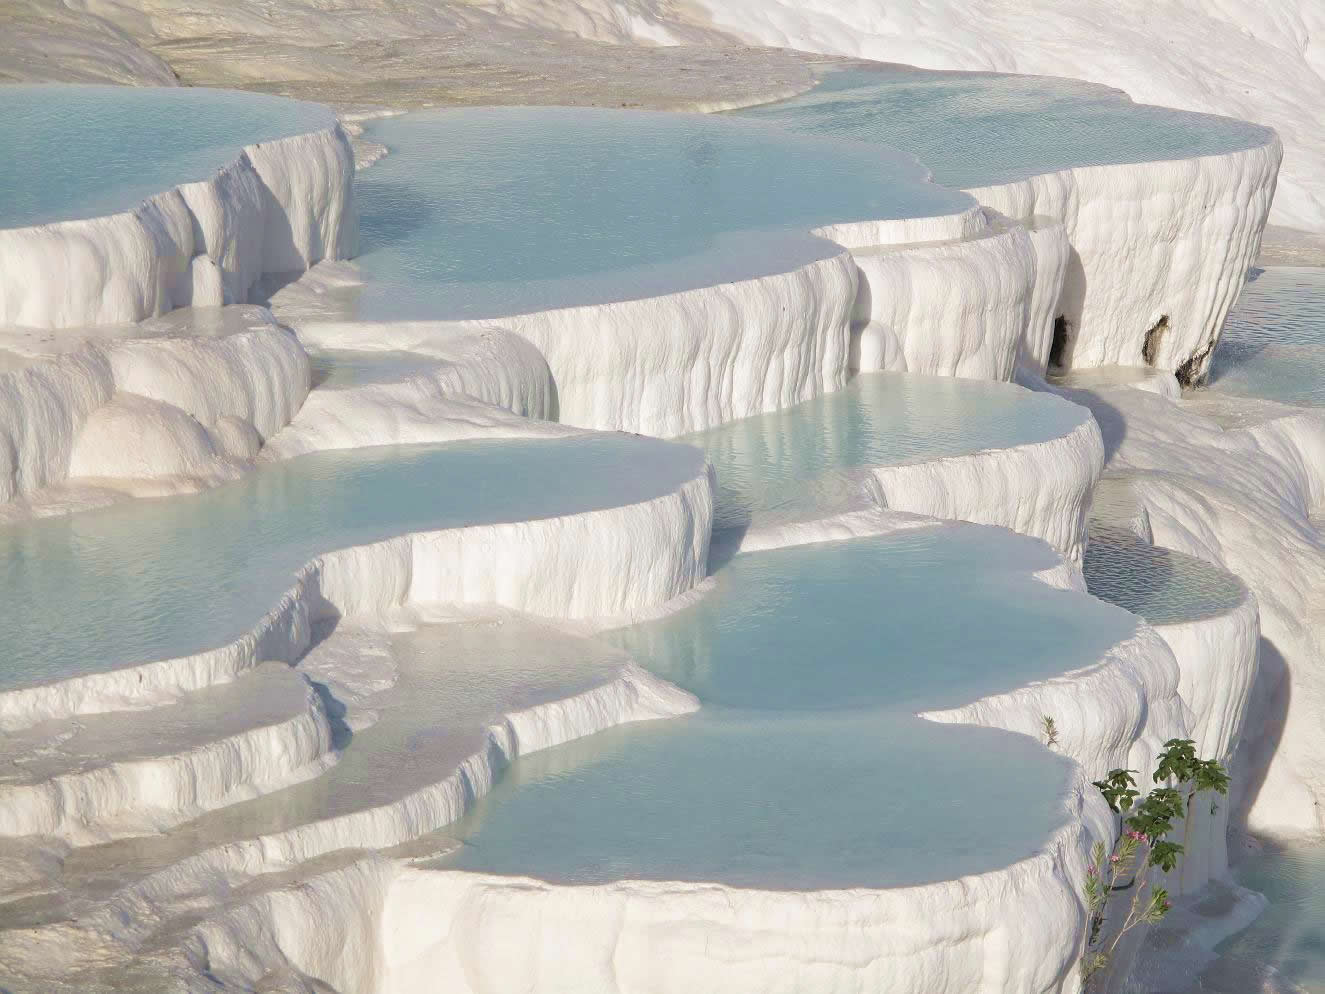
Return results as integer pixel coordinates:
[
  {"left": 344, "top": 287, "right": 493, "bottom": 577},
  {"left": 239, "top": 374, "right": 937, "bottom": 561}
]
[
  {"left": 437, "top": 530, "right": 1137, "bottom": 888},
  {"left": 736, "top": 67, "right": 1274, "bottom": 189},
  {"left": 308, "top": 349, "right": 438, "bottom": 388},
  {"left": 348, "top": 107, "right": 972, "bottom": 320},
  {"left": 683, "top": 371, "right": 1089, "bottom": 529},
  {"left": 1187, "top": 841, "right": 1325, "bottom": 993},
  {"left": 1207, "top": 267, "right": 1325, "bottom": 408},
  {"left": 439, "top": 711, "right": 1071, "bottom": 889},
  {"left": 1084, "top": 525, "right": 1247, "bottom": 626},
  {"left": 1, "top": 85, "right": 335, "bottom": 229},
  {"left": 613, "top": 531, "right": 1133, "bottom": 714},
  {"left": 0, "top": 434, "right": 703, "bottom": 691}
]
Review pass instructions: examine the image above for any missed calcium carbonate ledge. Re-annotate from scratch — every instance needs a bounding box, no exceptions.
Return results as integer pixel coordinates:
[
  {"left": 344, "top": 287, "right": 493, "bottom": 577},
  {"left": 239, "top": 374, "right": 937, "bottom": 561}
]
[
  {"left": 361, "top": 519, "right": 1186, "bottom": 994},
  {"left": 1139, "top": 470, "right": 1325, "bottom": 836},
  {"left": 399, "top": 136, "right": 1284, "bottom": 423},
  {"left": 1081, "top": 494, "right": 1261, "bottom": 888},
  {"left": 0, "top": 663, "right": 335, "bottom": 845},
  {"left": 926, "top": 597, "right": 1254, "bottom": 899},
  {"left": 282, "top": 250, "right": 860, "bottom": 438},
  {"left": 101, "top": 801, "right": 1101, "bottom": 994},
  {"left": 844, "top": 213, "right": 1068, "bottom": 380},
  {"left": 276, "top": 199, "right": 1065, "bottom": 440},
  {"left": 0, "top": 308, "right": 308, "bottom": 512},
  {"left": 127, "top": 639, "right": 1125, "bottom": 991},
  {"left": 379, "top": 802, "right": 1101, "bottom": 994},
  {"left": 276, "top": 203, "right": 1075, "bottom": 441},
  {"left": 1057, "top": 383, "right": 1325, "bottom": 834},
  {"left": 689, "top": 377, "right": 1102, "bottom": 563},
  {"left": 1147, "top": 593, "right": 1259, "bottom": 892},
  {"left": 264, "top": 324, "right": 563, "bottom": 459},
  {"left": 808, "top": 202, "right": 988, "bottom": 249},
  {"left": 0, "top": 307, "right": 574, "bottom": 521},
  {"left": 736, "top": 515, "right": 1223, "bottom": 843},
  {"left": 0, "top": 124, "right": 355, "bottom": 330},
  {"left": 969, "top": 141, "right": 1282, "bottom": 381},
  {"left": 870, "top": 413, "right": 1104, "bottom": 562},
  {"left": 1070, "top": 524, "right": 1260, "bottom": 987}
]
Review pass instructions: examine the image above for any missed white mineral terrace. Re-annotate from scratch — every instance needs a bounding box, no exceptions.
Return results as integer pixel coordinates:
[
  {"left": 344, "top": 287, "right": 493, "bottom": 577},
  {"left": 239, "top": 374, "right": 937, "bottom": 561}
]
[{"left": 0, "top": 55, "right": 1308, "bottom": 994}]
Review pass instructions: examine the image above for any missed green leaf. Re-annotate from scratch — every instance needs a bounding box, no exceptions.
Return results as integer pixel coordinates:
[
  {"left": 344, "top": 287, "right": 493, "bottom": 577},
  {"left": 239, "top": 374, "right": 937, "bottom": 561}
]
[
  {"left": 1148, "top": 840, "right": 1184, "bottom": 872},
  {"left": 1093, "top": 769, "right": 1140, "bottom": 813},
  {"left": 1154, "top": 739, "right": 1198, "bottom": 784}
]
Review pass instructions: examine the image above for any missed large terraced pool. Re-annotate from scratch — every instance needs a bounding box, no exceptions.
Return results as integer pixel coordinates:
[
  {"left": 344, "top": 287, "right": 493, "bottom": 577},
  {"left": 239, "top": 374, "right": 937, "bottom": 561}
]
[
  {"left": 735, "top": 66, "right": 1275, "bottom": 189},
  {"left": 345, "top": 106, "right": 972, "bottom": 320},
  {"left": 435, "top": 528, "right": 1136, "bottom": 889},
  {"left": 0, "top": 434, "right": 702, "bottom": 690}
]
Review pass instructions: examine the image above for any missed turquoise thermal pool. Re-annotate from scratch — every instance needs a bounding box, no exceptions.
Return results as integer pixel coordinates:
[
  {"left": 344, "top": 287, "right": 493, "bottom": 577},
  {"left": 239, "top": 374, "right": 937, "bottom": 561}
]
[
  {"left": 0, "top": 434, "right": 703, "bottom": 691},
  {"left": 435, "top": 529, "right": 1137, "bottom": 889},
  {"left": 346, "top": 106, "right": 972, "bottom": 320},
  {"left": 735, "top": 66, "right": 1275, "bottom": 189},
  {"left": 436, "top": 712, "right": 1068, "bottom": 889},
  {"left": 1207, "top": 267, "right": 1325, "bottom": 408},
  {"left": 683, "top": 371, "right": 1089, "bottom": 529},
  {"left": 1, "top": 85, "right": 336, "bottom": 229}
]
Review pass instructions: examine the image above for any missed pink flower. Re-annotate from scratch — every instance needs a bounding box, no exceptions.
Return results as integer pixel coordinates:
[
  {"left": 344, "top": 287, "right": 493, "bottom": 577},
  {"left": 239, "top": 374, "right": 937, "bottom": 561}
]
[
  {"left": 1087, "top": 865, "right": 1098, "bottom": 877},
  {"left": 1110, "top": 855, "right": 1122, "bottom": 865},
  {"left": 1126, "top": 830, "right": 1147, "bottom": 842}
]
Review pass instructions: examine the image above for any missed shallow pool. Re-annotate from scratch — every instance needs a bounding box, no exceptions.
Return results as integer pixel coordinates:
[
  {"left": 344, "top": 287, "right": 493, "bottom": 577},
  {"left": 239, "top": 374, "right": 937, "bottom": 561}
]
[
  {"left": 1, "top": 85, "right": 335, "bottom": 230},
  {"left": 1084, "top": 525, "right": 1246, "bottom": 626},
  {"left": 308, "top": 348, "right": 441, "bottom": 389},
  {"left": 683, "top": 371, "right": 1088, "bottom": 529},
  {"left": 735, "top": 66, "right": 1274, "bottom": 189},
  {"left": 347, "top": 107, "right": 972, "bottom": 321},
  {"left": 1206, "top": 267, "right": 1325, "bottom": 408},
  {"left": 1187, "top": 840, "right": 1325, "bottom": 993},
  {"left": 0, "top": 434, "right": 703, "bottom": 690},
  {"left": 437, "top": 529, "right": 1136, "bottom": 889},
  {"left": 438, "top": 710, "right": 1070, "bottom": 889}
]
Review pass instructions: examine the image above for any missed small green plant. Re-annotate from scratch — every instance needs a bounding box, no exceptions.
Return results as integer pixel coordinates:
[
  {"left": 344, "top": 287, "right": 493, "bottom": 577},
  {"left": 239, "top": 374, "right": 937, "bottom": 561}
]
[
  {"left": 1080, "top": 739, "right": 1229, "bottom": 986},
  {"left": 1042, "top": 715, "right": 1060, "bottom": 749}
]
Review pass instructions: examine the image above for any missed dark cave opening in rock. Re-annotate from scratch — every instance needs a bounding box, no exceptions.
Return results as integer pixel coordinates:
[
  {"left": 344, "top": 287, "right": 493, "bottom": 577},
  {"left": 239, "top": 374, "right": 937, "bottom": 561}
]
[
  {"left": 1142, "top": 315, "right": 1171, "bottom": 366},
  {"left": 1049, "top": 315, "right": 1071, "bottom": 369}
]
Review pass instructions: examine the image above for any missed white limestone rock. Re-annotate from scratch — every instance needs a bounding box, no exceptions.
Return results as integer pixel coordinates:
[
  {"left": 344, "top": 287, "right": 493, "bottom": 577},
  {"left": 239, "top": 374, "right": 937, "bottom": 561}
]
[
  {"left": 0, "top": 125, "right": 355, "bottom": 330},
  {"left": 0, "top": 311, "right": 309, "bottom": 511}
]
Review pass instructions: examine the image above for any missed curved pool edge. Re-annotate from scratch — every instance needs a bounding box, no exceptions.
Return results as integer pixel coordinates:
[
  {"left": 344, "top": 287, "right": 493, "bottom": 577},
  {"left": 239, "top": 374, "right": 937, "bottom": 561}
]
[{"left": 0, "top": 93, "right": 355, "bottom": 330}]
